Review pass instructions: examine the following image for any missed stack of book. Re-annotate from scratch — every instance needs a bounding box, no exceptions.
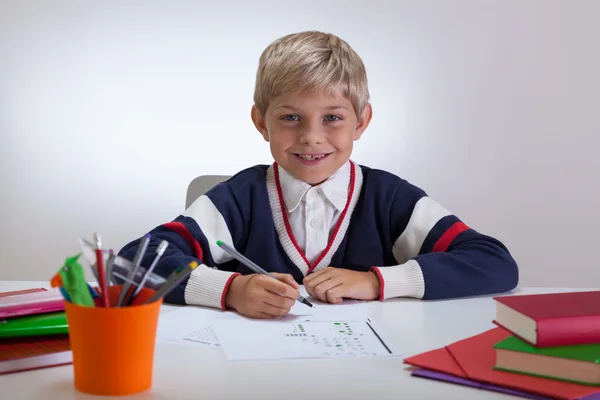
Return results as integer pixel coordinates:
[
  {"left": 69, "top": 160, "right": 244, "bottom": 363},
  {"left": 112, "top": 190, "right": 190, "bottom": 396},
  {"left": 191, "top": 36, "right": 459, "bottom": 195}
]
[
  {"left": 493, "top": 291, "right": 600, "bottom": 386},
  {"left": 404, "top": 290, "right": 600, "bottom": 399},
  {"left": 0, "top": 288, "right": 71, "bottom": 375}
]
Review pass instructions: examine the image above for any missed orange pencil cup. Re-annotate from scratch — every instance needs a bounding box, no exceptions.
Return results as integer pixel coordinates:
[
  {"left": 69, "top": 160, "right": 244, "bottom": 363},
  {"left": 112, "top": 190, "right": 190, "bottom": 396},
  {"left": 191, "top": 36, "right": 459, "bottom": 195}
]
[{"left": 64, "top": 285, "right": 162, "bottom": 396}]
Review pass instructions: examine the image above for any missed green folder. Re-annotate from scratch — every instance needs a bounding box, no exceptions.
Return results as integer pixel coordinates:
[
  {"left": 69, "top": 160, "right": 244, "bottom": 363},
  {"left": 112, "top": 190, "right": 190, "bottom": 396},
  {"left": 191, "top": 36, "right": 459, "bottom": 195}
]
[
  {"left": 0, "top": 312, "right": 68, "bottom": 338},
  {"left": 493, "top": 335, "right": 600, "bottom": 386}
]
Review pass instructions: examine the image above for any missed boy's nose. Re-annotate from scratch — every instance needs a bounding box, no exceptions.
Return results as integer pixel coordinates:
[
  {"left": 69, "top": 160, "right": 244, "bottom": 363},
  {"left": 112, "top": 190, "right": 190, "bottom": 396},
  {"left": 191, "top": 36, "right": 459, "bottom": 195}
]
[{"left": 298, "top": 126, "right": 325, "bottom": 145}]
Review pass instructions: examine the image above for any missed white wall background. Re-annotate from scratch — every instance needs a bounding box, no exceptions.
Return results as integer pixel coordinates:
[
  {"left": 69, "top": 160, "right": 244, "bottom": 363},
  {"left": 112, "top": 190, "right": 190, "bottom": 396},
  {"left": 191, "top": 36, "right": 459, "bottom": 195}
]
[{"left": 1, "top": 0, "right": 598, "bottom": 288}]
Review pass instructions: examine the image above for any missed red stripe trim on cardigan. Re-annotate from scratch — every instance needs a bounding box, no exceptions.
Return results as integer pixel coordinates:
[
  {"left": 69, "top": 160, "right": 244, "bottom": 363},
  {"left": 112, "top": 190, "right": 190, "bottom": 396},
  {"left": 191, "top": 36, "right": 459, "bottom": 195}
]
[
  {"left": 370, "top": 267, "right": 385, "bottom": 301},
  {"left": 432, "top": 221, "right": 469, "bottom": 252},
  {"left": 163, "top": 222, "right": 203, "bottom": 262},
  {"left": 273, "top": 164, "right": 311, "bottom": 270},
  {"left": 309, "top": 163, "right": 356, "bottom": 273},
  {"left": 273, "top": 162, "right": 356, "bottom": 274},
  {"left": 220, "top": 272, "right": 240, "bottom": 310}
]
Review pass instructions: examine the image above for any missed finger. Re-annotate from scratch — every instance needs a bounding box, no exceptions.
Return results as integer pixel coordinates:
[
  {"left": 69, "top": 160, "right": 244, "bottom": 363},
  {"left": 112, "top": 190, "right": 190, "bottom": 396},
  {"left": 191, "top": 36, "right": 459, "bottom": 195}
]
[
  {"left": 255, "top": 312, "right": 277, "bottom": 319},
  {"left": 304, "top": 270, "right": 336, "bottom": 291},
  {"left": 271, "top": 272, "right": 299, "bottom": 289},
  {"left": 258, "top": 275, "right": 299, "bottom": 300},
  {"left": 304, "top": 282, "right": 316, "bottom": 299},
  {"left": 245, "top": 310, "right": 279, "bottom": 320},
  {"left": 325, "top": 284, "right": 345, "bottom": 304},
  {"left": 263, "top": 290, "right": 295, "bottom": 309},
  {"left": 303, "top": 267, "right": 331, "bottom": 283},
  {"left": 259, "top": 301, "right": 291, "bottom": 318},
  {"left": 314, "top": 279, "right": 343, "bottom": 303}
]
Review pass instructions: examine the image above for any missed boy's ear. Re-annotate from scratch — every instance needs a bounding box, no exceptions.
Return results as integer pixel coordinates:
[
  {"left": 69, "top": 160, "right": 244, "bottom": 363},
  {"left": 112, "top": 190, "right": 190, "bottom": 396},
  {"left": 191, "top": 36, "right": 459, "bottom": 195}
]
[
  {"left": 251, "top": 105, "right": 269, "bottom": 142},
  {"left": 353, "top": 103, "right": 373, "bottom": 140}
]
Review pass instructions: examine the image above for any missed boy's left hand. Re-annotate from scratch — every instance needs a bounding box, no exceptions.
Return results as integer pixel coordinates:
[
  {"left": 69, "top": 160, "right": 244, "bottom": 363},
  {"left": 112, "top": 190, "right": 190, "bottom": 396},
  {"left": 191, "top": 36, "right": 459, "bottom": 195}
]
[{"left": 303, "top": 267, "right": 380, "bottom": 304}]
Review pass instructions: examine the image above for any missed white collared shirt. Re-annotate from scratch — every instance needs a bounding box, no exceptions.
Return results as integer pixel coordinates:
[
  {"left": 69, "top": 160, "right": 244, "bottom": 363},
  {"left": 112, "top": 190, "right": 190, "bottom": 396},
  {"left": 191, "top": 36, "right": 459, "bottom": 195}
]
[{"left": 277, "top": 161, "right": 351, "bottom": 264}]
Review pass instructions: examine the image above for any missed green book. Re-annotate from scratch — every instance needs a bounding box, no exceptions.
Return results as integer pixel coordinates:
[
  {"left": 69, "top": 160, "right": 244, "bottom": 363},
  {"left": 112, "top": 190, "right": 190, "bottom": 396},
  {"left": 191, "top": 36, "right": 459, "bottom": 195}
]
[
  {"left": 493, "top": 335, "right": 600, "bottom": 386},
  {"left": 0, "top": 312, "right": 68, "bottom": 338}
]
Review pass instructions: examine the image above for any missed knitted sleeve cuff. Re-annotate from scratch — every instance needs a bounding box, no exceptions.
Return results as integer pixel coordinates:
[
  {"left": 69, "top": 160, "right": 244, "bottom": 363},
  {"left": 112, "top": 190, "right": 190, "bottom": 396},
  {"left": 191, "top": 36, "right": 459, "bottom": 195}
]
[
  {"left": 183, "top": 264, "right": 240, "bottom": 310},
  {"left": 370, "top": 259, "right": 425, "bottom": 300}
]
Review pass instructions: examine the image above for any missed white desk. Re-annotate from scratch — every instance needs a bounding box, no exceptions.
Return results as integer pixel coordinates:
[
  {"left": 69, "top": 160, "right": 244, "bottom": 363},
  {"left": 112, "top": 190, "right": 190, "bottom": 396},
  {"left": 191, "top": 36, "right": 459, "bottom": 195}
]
[{"left": 0, "top": 281, "right": 590, "bottom": 400}]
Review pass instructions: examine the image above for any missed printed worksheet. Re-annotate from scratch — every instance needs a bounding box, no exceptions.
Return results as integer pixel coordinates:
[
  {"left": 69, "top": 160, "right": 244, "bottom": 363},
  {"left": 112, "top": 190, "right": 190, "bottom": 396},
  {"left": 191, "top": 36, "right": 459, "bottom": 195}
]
[
  {"left": 281, "top": 296, "right": 368, "bottom": 321},
  {"left": 156, "top": 306, "right": 225, "bottom": 348},
  {"left": 211, "top": 317, "right": 398, "bottom": 361},
  {"left": 155, "top": 287, "right": 382, "bottom": 358}
]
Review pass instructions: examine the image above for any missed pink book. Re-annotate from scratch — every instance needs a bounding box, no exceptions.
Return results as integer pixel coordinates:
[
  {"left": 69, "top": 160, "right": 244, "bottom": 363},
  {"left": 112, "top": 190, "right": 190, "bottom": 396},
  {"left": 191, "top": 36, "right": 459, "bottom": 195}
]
[{"left": 0, "top": 289, "right": 65, "bottom": 319}]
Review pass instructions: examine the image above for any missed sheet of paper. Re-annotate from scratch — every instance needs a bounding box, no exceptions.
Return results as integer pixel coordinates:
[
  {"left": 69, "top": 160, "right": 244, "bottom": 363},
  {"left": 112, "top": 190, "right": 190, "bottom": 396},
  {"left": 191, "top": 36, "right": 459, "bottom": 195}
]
[
  {"left": 156, "top": 287, "right": 377, "bottom": 354},
  {"left": 212, "top": 317, "right": 397, "bottom": 361},
  {"left": 283, "top": 297, "right": 368, "bottom": 321},
  {"left": 156, "top": 306, "right": 226, "bottom": 348}
]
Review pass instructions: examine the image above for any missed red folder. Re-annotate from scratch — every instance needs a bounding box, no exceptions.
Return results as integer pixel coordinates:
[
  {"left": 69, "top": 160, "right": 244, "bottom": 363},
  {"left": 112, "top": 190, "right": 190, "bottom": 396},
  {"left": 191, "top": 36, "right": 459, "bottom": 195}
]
[{"left": 403, "top": 327, "right": 600, "bottom": 400}]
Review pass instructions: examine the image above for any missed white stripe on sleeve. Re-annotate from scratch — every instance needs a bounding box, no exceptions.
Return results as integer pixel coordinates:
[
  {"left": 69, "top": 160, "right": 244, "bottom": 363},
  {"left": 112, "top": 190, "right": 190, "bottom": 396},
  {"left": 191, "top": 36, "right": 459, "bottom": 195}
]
[
  {"left": 181, "top": 195, "right": 234, "bottom": 264},
  {"left": 392, "top": 196, "right": 451, "bottom": 264}
]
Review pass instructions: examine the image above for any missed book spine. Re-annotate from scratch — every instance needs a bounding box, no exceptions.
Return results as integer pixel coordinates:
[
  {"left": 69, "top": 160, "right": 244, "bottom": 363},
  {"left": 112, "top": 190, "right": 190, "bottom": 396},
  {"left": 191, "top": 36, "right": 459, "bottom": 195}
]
[
  {"left": 0, "top": 301, "right": 65, "bottom": 319},
  {"left": 537, "top": 315, "right": 600, "bottom": 346}
]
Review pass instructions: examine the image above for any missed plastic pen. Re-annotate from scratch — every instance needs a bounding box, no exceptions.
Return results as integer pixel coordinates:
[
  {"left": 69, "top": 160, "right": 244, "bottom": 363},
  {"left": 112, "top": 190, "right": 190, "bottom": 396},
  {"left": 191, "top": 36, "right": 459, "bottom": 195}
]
[
  {"left": 127, "top": 240, "right": 168, "bottom": 305},
  {"left": 117, "top": 234, "right": 151, "bottom": 307},
  {"left": 105, "top": 250, "right": 115, "bottom": 286},
  {"left": 145, "top": 261, "right": 198, "bottom": 304},
  {"left": 216, "top": 240, "right": 313, "bottom": 308}
]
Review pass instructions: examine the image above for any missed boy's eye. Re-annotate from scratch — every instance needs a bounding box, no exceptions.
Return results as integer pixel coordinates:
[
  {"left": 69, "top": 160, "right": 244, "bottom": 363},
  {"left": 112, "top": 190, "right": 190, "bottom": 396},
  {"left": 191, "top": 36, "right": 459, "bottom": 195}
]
[
  {"left": 282, "top": 115, "right": 299, "bottom": 121},
  {"left": 325, "top": 115, "right": 340, "bottom": 121}
]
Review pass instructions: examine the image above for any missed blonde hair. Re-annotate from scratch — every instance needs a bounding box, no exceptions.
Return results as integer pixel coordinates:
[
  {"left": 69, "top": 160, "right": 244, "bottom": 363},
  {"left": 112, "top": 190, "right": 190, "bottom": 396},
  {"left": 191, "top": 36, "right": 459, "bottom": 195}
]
[{"left": 253, "top": 31, "right": 369, "bottom": 116}]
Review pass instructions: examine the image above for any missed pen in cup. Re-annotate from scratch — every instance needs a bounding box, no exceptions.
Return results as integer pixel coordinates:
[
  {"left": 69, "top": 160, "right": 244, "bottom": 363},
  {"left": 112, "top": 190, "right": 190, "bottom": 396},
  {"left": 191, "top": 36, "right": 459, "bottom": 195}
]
[
  {"left": 105, "top": 250, "right": 115, "bottom": 286},
  {"left": 117, "top": 234, "right": 151, "bottom": 307},
  {"left": 216, "top": 240, "right": 313, "bottom": 308},
  {"left": 128, "top": 240, "right": 169, "bottom": 305},
  {"left": 145, "top": 261, "right": 198, "bottom": 304}
]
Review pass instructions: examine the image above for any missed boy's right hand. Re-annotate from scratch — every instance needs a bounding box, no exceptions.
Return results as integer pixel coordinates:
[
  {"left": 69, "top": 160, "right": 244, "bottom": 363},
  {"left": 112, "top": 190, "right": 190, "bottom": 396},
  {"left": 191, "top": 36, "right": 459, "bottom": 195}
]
[{"left": 224, "top": 273, "right": 300, "bottom": 319}]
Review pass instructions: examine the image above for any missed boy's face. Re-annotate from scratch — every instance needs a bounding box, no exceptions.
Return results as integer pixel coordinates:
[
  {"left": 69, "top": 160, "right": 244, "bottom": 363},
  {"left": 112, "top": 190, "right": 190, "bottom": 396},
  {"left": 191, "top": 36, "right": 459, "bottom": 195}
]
[{"left": 251, "top": 90, "right": 372, "bottom": 185}]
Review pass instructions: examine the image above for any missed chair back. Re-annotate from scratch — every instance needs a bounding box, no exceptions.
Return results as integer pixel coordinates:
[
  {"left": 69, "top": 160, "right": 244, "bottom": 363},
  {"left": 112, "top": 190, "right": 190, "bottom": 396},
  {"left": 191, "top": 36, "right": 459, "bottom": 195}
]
[{"left": 185, "top": 175, "right": 231, "bottom": 208}]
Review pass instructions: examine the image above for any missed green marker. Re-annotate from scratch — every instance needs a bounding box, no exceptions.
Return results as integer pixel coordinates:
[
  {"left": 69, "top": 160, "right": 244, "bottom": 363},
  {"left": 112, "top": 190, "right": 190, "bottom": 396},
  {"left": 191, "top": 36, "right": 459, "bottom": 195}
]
[{"left": 58, "top": 254, "right": 95, "bottom": 307}]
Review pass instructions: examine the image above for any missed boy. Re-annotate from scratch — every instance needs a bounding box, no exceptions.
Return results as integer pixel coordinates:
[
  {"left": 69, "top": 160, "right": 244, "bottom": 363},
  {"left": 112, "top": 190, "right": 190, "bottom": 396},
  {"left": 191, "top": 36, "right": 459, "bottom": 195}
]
[{"left": 118, "top": 31, "right": 518, "bottom": 319}]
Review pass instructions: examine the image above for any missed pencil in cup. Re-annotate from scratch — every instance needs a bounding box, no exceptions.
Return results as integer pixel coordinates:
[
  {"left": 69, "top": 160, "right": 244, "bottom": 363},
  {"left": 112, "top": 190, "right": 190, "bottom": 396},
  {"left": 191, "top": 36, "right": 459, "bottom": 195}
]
[
  {"left": 144, "top": 261, "right": 199, "bottom": 303},
  {"left": 215, "top": 240, "right": 314, "bottom": 308},
  {"left": 93, "top": 233, "right": 110, "bottom": 307}
]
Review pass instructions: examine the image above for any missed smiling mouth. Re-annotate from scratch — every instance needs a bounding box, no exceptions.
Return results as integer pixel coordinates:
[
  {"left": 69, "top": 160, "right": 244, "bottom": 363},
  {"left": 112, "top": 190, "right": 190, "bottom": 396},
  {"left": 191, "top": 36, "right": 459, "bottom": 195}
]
[{"left": 293, "top": 153, "right": 332, "bottom": 161}]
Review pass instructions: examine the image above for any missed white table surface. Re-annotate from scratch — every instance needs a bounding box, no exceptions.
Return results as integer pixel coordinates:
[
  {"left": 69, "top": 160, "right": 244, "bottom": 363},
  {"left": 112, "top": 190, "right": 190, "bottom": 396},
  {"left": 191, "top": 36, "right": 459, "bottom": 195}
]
[{"left": 0, "top": 281, "right": 591, "bottom": 400}]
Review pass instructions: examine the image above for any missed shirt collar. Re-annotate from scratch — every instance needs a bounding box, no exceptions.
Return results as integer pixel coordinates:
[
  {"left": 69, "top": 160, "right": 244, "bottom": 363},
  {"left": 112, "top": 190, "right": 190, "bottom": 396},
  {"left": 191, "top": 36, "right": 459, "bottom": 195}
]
[{"left": 277, "top": 161, "right": 351, "bottom": 213}]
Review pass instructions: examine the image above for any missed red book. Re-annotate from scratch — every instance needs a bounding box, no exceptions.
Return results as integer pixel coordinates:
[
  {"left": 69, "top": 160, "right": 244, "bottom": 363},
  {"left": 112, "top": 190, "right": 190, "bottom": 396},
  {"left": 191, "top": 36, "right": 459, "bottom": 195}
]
[
  {"left": 493, "top": 290, "right": 600, "bottom": 347},
  {"left": 404, "top": 327, "right": 600, "bottom": 399},
  {"left": 0, "top": 335, "right": 72, "bottom": 375}
]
